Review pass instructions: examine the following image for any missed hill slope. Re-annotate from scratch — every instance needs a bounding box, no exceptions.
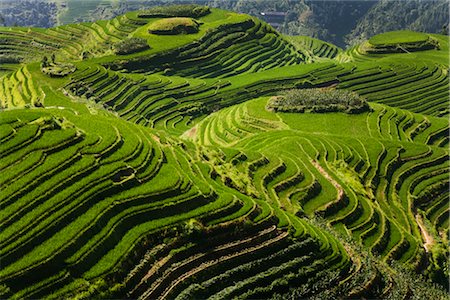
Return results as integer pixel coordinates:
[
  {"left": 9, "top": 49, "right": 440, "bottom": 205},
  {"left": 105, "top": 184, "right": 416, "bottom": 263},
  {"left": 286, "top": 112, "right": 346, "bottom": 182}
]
[
  {"left": 0, "top": 5, "right": 449, "bottom": 299},
  {"left": 1, "top": 0, "right": 448, "bottom": 48}
]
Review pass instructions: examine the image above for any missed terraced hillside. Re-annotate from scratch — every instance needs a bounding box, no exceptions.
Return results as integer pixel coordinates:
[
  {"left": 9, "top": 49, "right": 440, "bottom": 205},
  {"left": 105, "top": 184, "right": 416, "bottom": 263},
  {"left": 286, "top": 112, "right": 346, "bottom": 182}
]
[{"left": 0, "top": 5, "right": 449, "bottom": 299}]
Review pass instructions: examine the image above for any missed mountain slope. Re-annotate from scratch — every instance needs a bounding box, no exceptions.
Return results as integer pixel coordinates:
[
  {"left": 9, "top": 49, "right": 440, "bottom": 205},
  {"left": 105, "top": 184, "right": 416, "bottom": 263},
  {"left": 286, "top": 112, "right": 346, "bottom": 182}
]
[
  {"left": 1, "top": 0, "right": 448, "bottom": 48},
  {"left": 0, "top": 5, "right": 449, "bottom": 299}
]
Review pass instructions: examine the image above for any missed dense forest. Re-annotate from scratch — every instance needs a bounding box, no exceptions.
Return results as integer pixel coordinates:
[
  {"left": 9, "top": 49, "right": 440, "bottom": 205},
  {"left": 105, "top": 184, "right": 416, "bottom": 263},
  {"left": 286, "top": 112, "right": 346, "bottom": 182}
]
[{"left": 0, "top": 0, "right": 58, "bottom": 27}]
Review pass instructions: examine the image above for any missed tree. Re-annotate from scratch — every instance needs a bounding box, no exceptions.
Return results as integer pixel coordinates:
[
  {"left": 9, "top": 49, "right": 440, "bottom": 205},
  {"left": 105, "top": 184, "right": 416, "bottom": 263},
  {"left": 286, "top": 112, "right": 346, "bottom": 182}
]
[
  {"left": 81, "top": 51, "right": 89, "bottom": 60},
  {"left": 41, "top": 56, "right": 48, "bottom": 67}
]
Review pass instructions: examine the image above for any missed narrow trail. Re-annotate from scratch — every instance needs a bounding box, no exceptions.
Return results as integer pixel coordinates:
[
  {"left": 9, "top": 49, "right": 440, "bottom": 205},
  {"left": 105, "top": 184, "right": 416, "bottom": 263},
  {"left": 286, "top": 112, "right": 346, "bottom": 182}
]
[
  {"left": 183, "top": 126, "right": 197, "bottom": 140},
  {"left": 311, "top": 160, "right": 344, "bottom": 199},
  {"left": 415, "top": 214, "right": 434, "bottom": 252}
]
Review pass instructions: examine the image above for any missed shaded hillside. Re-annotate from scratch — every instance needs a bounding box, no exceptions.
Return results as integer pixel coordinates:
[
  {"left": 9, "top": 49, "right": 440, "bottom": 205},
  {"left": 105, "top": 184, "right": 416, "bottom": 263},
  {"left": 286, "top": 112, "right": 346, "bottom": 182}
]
[
  {"left": 345, "top": 0, "right": 450, "bottom": 45},
  {"left": 0, "top": 0, "right": 57, "bottom": 27}
]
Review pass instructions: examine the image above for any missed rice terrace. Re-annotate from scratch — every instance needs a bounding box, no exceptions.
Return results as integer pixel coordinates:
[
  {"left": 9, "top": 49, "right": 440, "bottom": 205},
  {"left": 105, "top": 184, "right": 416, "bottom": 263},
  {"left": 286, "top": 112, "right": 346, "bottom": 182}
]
[{"left": 0, "top": 2, "right": 449, "bottom": 299}]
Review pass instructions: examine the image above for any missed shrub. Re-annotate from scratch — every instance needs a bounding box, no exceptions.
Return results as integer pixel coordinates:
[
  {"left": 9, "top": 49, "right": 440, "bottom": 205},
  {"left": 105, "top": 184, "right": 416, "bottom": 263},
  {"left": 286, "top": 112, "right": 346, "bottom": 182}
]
[
  {"left": 0, "top": 55, "right": 22, "bottom": 63},
  {"left": 266, "top": 88, "right": 370, "bottom": 114},
  {"left": 148, "top": 18, "right": 199, "bottom": 35},
  {"left": 138, "top": 4, "right": 210, "bottom": 18},
  {"left": 148, "top": 17, "right": 200, "bottom": 35},
  {"left": 41, "top": 55, "right": 49, "bottom": 67},
  {"left": 41, "top": 63, "right": 76, "bottom": 77},
  {"left": 114, "top": 38, "right": 150, "bottom": 55}
]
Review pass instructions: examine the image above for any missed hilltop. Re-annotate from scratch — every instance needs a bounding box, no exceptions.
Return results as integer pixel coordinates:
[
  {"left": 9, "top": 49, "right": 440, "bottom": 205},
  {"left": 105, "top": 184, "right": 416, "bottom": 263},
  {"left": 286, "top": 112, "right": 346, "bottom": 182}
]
[{"left": 0, "top": 5, "right": 449, "bottom": 299}]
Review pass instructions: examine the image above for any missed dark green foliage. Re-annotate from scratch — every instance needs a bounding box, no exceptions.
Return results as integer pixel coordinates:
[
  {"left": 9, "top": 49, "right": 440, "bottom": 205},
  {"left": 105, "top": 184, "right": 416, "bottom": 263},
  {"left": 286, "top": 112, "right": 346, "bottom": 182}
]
[
  {"left": 266, "top": 88, "right": 370, "bottom": 114},
  {"left": 0, "top": 55, "right": 22, "bottom": 64},
  {"left": 137, "top": 4, "right": 210, "bottom": 19},
  {"left": 114, "top": 38, "right": 150, "bottom": 55},
  {"left": 41, "top": 56, "right": 49, "bottom": 68},
  {"left": 148, "top": 18, "right": 200, "bottom": 35},
  {"left": 346, "top": 0, "right": 449, "bottom": 45},
  {"left": 0, "top": 0, "right": 57, "bottom": 27},
  {"left": 41, "top": 63, "right": 76, "bottom": 77}
]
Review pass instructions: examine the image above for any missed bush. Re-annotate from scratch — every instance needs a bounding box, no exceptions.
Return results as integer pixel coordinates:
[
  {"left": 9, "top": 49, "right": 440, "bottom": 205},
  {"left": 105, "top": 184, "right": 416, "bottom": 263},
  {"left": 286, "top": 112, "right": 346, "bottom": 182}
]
[
  {"left": 0, "top": 55, "right": 22, "bottom": 63},
  {"left": 138, "top": 4, "right": 210, "bottom": 18},
  {"left": 114, "top": 38, "right": 150, "bottom": 55},
  {"left": 266, "top": 88, "right": 370, "bottom": 114},
  {"left": 41, "top": 63, "right": 76, "bottom": 77},
  {"left": 148, "top": 17, "right": 200, "bottom": 35}
]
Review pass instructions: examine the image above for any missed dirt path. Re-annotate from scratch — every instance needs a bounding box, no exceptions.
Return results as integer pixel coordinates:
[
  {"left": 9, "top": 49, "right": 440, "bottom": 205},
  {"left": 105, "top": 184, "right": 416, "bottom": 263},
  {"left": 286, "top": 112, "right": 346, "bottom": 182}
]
[
  {"left": 311, "top": 160, "right": 344, "bottom": 199},
  {"left": 416, "top": 214, "right": 434, "bottom": 252},
  {"left": 182, "top": 126, "right": 197, "bottom": 140},
  {"left": 151, "top": 134, "right": 160, "bottom": 143}
]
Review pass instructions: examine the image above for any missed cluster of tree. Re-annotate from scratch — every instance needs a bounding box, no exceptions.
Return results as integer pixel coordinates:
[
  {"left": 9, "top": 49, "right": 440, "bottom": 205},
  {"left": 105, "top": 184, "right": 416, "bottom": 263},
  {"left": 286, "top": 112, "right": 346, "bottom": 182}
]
[
  {"left": 0, "top": 55, "right": 22, "bottom": 64},
  {"left": 148, "top": 18, "right": 200, "bottom": 35},
  {"left": 266, "top": 88, "right": 370, "bottom": 114},
  {"left": 41, "top": 53, "right": 56, "bottom": 68},
  {"left": 137, "top": 4, "right": 210, "bottom": 18},
  {"left": 114, "top": 38, "right": 150, "bottom": 55},
  {"left": 0, "top": 0, "right": 57, "bottom": 27},
  {"left": 41, "top": 54, "right": 76, "bottom": 77},
  {"left": 345, "top": 0, "right": 449, "bottom": 45}
]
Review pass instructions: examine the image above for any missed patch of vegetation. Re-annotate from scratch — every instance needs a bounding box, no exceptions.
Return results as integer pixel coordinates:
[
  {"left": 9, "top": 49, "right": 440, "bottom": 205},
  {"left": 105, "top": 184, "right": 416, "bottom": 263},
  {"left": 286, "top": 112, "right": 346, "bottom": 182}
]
[
  {"left": 113, "top": 37, "right": 150, "bottom": 55},
  {"left": 138, "top": 4, "right": 210, "bottom": 19},
  {"left": 266, "top": 88, "right": 370, "bottom": 114},
  {"left": 148, "top": 17, "right": 200, "bottom": 35},
  {"left": 0, "top": 0, "right": 57, "bottom": 27},
  {"left": 0, "top": 55, "right": 22, "bottom": 64},
  {"left": 41, "top": 63, "right": 76, "bottom": 77},
  {"left": 40, "top": 55, "right": 76, "bottom": 77}
]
